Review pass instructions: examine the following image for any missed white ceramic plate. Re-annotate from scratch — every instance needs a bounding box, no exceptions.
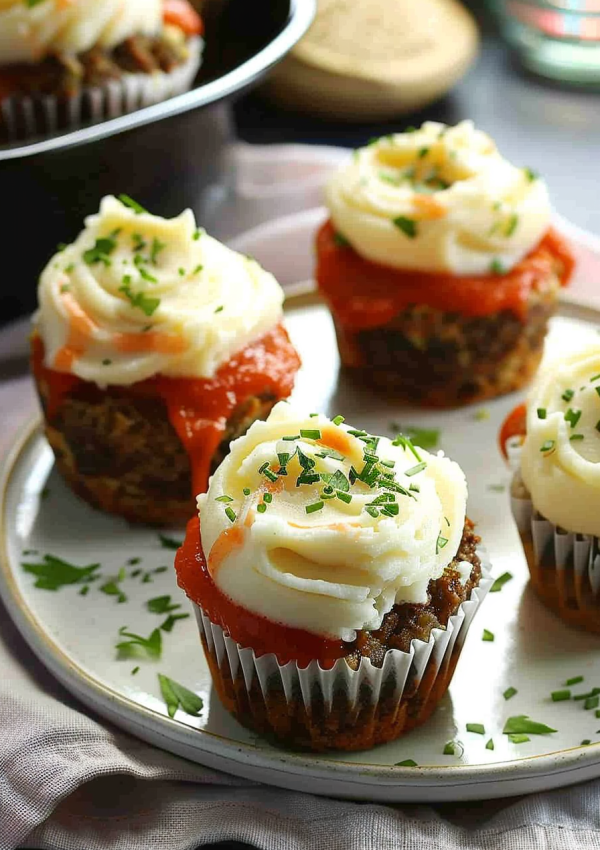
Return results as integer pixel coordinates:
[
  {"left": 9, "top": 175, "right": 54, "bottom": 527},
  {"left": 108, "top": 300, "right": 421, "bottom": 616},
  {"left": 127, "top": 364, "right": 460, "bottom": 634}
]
[{"left": 2, "top": 216, "right": 600, "bottom": 803}]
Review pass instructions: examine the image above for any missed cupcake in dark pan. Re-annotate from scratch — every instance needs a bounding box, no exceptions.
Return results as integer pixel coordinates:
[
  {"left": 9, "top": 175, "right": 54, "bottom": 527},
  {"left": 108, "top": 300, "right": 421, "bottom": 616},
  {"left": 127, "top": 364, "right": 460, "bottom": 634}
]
[
  {"left": 315, "top": 120, "right": 574, "bottom": 408},
  {"left": 0, "top": 0, "right": 204, "bottom": 142},
  {"left": 31, "top": 194, "right": 301, "bottom": 525}
]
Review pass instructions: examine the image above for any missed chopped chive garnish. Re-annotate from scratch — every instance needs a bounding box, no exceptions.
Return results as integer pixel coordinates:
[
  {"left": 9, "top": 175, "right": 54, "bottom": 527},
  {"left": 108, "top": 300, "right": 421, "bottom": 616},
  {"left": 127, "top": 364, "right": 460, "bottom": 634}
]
[
  {"left": 443, "top": 741, "right": 461, "bottom": 756},
  {"left": 131, "top": 666, "right": 140, "bottom": 675},
  {"left": 214, "top": 305, "right": 224, "bottom": 314},
  {"left": 540, "top": 440, "right": 555, "bottom": 453},
  {"left": 581, "top": 739, "right": 592, "bottom": 746},
  {"left": 474, "top": 408, "right": 490, "bottom": 421},
  {"left": 333, "top": 232, "right": 351, "bottom": 248},
  {"left": 503, "top": 687, "right": 517, "bottom": 700},
  {"left": 596, "top": 709, "right": 600, "bottom": 718},
  {"left": 573, "top": 688, "right": 600, "bottom": 701},
  {"left": 395, "top": 759, "right": 418, "bottom": 767},
  {"left": 503, "top": 715, "right": 557, "bottom": 735},
  {"left": 193, "top": 229, "right": 201, "bottom": 240},
  {"left": 523, "top": 167, "right": 538, "bottom": 182},
  {"left": 482, "top": 629, "right": 494, "bottom": 642},
  {"left": 306, "top": 501, "right": 324, "bottom": 514},
  {"left": 178, "top": 267, "right": 186, "bottom": 276},
  {"left": 570, "top": 434, "right": 584, "bottom": 442},
  {"left": 215, "top": 495, "right": 233, "bottom": 503},
  {"left": 243, "top": 488, "right": 251, "bottom": 496},
  {"left": 505, "top": 213, "right": 519, "bottom": 237},
  {"left": 263, "top": 493, "right": 273, "bottom": 503},
  {"left": 466, "top": 723, "right": 485, "bottom": 735},
  {"left": 194, "top": 264, "right": 203, "bottom": 275},
  {"left": 365, "top": 506, "right": 379, "bottom": 518},
  {"left": 118, "top": 194, "right": 147, "bottom": 214},
  {"left": 336, "top": 491, "right": 352, "bottom": 504},
  {"left": 562, "top": 388, "right": 575, "bottom": 402},
  {"left": 150, "top": 238, "right": 166, "bottom": 264},
  {"left": 585, "top": 695, "right": 600, "bottom": 710},
  {"left": 596, "top": 387, "right": 600, "bottom": 398},
  {"left": 300, "top": 429, "right": 321, "bottom": 440},
  {"left": 404, "top": 462, "right": 427, "bottom": 477},
  {"left": 551, "top": 689, "right": 571, "bottom": 702},
  {"left": 333, "top": 415, "right": 345, "bottom": 425},
  {"left": 565, "top": 408, "right": 582, "bottom": 429},
  {"left": 486, "top": 738, "right": 494, "bottom": 751},
  {"left": 596, "top": 420, "right": 600, "bottom": 433},
  {"left": 537, "top": 408, "right": 547, "bottom": 419},
  {"left": 436, "top": 534, "right": 448, "bottom": 554},
  {"left": 567, "top": 676, "right": 585, "bottom": 686},
  {"left": 490, "top": 572, "right": 513, "bottom": 593},
  {"left": 263, "top": 469, "right": 278, "bottom": 483},
  {"left": 508, "top": 734, "right": 530, "bottom": 744},
  {"left": 392, "top": 216, "right": 418, "bottom": 238},
  {"left": 347, "top": 429, "right": 367, "bottom": 437},
  {"left": 79, "top": 585, "right": 89, "bottom": 596},
  {"left": 225, "top": 507, "right": 236, "bottom": 523},
  {"left": 282, "top": 435, "right": 300, "bottom": 441},
  {"left": 490, "top": 258, "right": 504, "bottom": 275},
  {"left": 257, "top": 503, "right": 267, "bottom": 514}
]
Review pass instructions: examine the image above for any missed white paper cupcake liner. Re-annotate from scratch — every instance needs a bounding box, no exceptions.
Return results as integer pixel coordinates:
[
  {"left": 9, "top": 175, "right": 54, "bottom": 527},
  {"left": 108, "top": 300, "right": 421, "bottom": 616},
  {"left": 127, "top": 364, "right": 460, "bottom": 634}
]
[
  {"left": 511, "top": 474, "right": 600, "bottom": 614},
  {"left": 194, "top": 553, "right": 492, "bottom": 750},
  {"left": 1, "top": 36, "right": 203, "bottom": 144}
]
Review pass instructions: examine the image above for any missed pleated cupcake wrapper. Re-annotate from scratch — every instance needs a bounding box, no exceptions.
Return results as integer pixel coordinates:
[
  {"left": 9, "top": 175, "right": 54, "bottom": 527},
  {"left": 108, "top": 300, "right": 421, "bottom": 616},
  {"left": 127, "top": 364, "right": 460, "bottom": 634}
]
[
  {"left": 1, "top": 37, "right": 203, "bottom": 144},
  {"left": 194, "top": 555, "right": 492, "bottom": 716},
  {"left": 511, "top": 486, "right": 600, "bottom": 597}
]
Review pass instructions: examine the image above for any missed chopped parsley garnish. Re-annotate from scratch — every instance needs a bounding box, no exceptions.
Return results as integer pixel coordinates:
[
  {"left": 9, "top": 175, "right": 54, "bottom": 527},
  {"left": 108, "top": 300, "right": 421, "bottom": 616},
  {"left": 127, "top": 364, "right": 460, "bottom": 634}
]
[
  {"left": 503, "top": 687, "right": 518, "bottom": 700},
  {"left": 158, "top": 534, "right": 183, "bottom": 550},
  {"left": 100, "top": 579, "right": 127, "bottom": 604},
  {"left": 505, "top": 214, "right": 519, "bottom": 237},
  {"left": 300, "top": 429, "right": 321, "bottom": 440},
  {"left": 466, "top": 723, "right": 485, "bottom": 735},
  {"left": 551, "top": 689, "right": 571, "bottom": 702},
  {"left": 22, "top": 554, "right": 100, "bottom": 591},
  {"left": 147, "top": 595, "right": 181, "bottom": 614},
  {"left": 537, "top": 408, "right": 547, "bottom": 419},
  {"left": 482, "top": 629, "right": 494, "bottom": 642},
  {"left": 508, "top": 734, "right": 530, "bottom": 744},
  {"left": 333, "top": 232, "right": 351, "bottom": 248},
  {"left": 490, "top": 571, "right": 513, "bottom": 593},
  {"left": 119, "top": 282, "right": 160, "bottom": 317},
  {"left": 83, "top": 236, "right": 117, "bottom": 266},
  {"left": 116, "top": 626, "right": 162, "bottom": 660},
  {"left": 158, "top": 674, "right": 203, "bottom": 718},
  {"left": 503, "top": 716, "right": 556, "bottom": 735},
  {"left": 306, "top": 501, "right": 324, "bottom": 514},
  {"left": 565, "top": 408, "right": 582, "bottom": 429},
  {"left": 118, "top": 194, "right": 147, "bottom": 214},
  {"left": 160, "top": 613, "right": 190, "bottom": 632},
  {"left": 490, "top": 258, "right": 504, "bottom": 275},
  {"left": 562, "top": 388, "right": 575, "bottom": 402},
  {"left": 392, "top": 216, "right": 418, "bottom": 238}
]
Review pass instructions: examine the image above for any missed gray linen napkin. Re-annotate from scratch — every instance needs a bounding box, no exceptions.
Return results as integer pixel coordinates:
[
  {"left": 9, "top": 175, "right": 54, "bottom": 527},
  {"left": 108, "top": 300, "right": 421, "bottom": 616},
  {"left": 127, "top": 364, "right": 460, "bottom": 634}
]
[{"left": 1, "top": 354, "right": 600, "bottom": 850}]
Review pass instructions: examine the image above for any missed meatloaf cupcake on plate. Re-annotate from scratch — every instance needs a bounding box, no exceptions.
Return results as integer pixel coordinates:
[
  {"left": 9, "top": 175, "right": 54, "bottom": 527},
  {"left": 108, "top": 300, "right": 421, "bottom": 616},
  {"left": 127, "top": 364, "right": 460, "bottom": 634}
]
[
  {"left": 501, "top": 341, "right": 600, "bottom": 633},
  {"left": 0, "top": 0, "right": 204, "bottom": 142},
  {"left": 32, "top": 195, "right": 300, "bottom": 525},
  {"left": 316, "top": 120, "right": 575, "bottom": 407},
  {"left": 175, "top": 402, "right": 491, "bottom": 751}
]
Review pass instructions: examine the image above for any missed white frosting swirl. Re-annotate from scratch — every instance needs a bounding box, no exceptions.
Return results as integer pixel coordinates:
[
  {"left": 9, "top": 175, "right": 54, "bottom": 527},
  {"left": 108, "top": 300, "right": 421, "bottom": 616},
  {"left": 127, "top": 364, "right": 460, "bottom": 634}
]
[
  {"left": 0, "top": 0, "right": 162, "bottom": 65},
  {"left": 325, "top": 120, "right": 551, "bottom": 276},
  {"left": 521, "top": 342, "right": 600, "bottom": 537},
  {"left": 198, "top": 402, "right": 468, "bottom": 641},
  {"left": 36, "top": 196, "right": 284, "bottom": 385}
]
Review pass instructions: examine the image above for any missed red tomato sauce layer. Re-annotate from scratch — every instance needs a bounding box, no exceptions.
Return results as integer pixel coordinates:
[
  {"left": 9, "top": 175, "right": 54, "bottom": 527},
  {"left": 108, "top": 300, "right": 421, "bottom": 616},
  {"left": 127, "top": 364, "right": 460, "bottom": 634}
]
[
  {"left": 315, "top": 219, "right": 575, "bottom": 330},
  {"left": 499, "top": 403, "right": 527, "bottom": 459},
  {"left": 175, "top": 516, "right": 347, "bottom": 668},
  {"left": 32, "top": 324, "right": 300, "bottom": 497}
]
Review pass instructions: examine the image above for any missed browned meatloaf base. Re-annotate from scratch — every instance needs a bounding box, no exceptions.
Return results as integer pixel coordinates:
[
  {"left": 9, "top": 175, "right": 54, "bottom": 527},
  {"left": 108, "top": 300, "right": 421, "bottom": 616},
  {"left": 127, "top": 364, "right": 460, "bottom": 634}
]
[
  {"left": 334, "top": 278, "right": 560, "bottom": 408},
  {"left": 34, "top": 370, "right": 277, "bottom": 526},
  {"left": 203, "top": 520, "right": 482, "bottom": 752},
  {"left": 2, "top": 33, "right": 191, "bottom": 100}
]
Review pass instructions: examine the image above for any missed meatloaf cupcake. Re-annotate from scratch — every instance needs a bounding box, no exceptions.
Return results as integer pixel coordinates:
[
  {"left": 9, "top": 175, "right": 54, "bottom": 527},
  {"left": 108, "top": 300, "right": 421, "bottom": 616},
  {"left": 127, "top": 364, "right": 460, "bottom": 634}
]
[
  {"left": 175, "top": 403, "right": 491, "bottom": 751},
  {"left": 0, "top": 0, "right": 203, "bottom": 143},
  {"left": 316, "top": 120, "right": 574, "bottom": 407},
  {"left": 501, "top": 341, "right": 600, "bottom": 633},
  {"left": 32, "top": 195, "right": 300, "bottom": 525}
]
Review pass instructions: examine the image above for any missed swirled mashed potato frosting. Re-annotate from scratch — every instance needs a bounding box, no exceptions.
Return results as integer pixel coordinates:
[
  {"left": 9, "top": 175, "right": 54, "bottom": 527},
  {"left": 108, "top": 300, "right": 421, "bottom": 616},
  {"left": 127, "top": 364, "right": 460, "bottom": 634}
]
[
  {"left": 35, "top": 195, "right": 284, "bottom": 385},
  {"left": 0, "top": 0, "right": 163, "bottom": 65},
  {"left": 197, "top": 403, "right": 468, "bottom": 641},
  {"left": 325, "top": 120, "right": 551, "bottom": 276},
  {"left": 520, "top": 341, "right": 600, "bottom": 537}
]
